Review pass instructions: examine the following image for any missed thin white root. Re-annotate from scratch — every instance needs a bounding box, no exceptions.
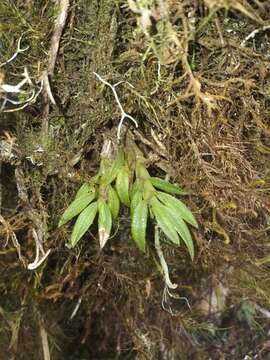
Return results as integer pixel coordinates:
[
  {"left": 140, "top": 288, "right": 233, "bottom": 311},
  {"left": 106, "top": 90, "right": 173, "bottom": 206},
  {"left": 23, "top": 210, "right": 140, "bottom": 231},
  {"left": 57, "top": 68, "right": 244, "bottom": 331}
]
[
  {"left": 2, "top": 79, "right": 43, "bottom": 113},
  {"left": 93, "top": 72, "right": 138, "bottom": 140},
  {"left": 70, "top": 297, "right": 83, "bottom": 320},
  {"left": 240, "top": 25, "right": 270, "bottom": 47},
  {"left": 0, "top": 35, "right": 29, "bottom": 68},
  {"left": 0, "top": 35, "right": 43, "bottom": 113},
  {"left": 154, "top": 225, "right": 177, "bottom": 289},
  {"left": 27, "top": 228, "right": 51, "bottom": 270}
]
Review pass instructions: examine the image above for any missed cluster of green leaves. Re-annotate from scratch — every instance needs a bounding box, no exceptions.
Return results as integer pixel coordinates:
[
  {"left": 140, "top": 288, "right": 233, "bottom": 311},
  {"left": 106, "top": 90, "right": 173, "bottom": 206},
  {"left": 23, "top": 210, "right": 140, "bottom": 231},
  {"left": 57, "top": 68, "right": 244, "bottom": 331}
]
[
  {"left": 130, "top": 159, "right": 198, "bottom": 259},
  {"left": 59, "top": 149, "right": 198, "bottom": 259},
  {"left": 59, "top": 150, "right": 125, "bottom": 249}
]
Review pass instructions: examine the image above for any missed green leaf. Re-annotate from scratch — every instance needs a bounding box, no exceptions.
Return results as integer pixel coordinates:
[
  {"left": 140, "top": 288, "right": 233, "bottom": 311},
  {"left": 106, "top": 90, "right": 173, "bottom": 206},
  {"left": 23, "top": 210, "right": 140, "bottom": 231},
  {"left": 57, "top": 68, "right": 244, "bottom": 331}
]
[
  {"left": 130, "top": 190, "right": 142, "bottom": 218},
  {"left": 142, "top": 179, "right": 156, "bottom": 202},
  {"left": 151, "top": 198, "right": 180, "bottom": 245},
  {"left": 107, "top": 185, "right": 120, "bottom": 219},
  {"left": 157, "top": 192, "right": 198, "bottom": 228},
  {"left": 165, "top": 206, "right": 194, "bottom": 259},
  {"left": 75, "top": 183, "right": 95, "bottom": 200},
  {"left": 98, "top": 199, "right": 112, "bottom": 249},
  {"left": 115, "top": 166, "right": 130, "bottom": 206},
  {"left": 103, "top": 150, "right": 125, "bottom": 185},
  {"left": 130, "top": 179, "right": 139, "bottom": 199},
  {"left": 59, "top": 192, "right": 96, "bottom": 227},
  {"left": 136, "top": 161, "right": 150, "bottom": 180},
  {"left": 150, "top": 177, "right": 186, "bottom": 195},
  {"left": 131, "top": 201, "right": 148, "bottom": 252},
  {"left": 69, "top": 201, "right": 98, "bottom": 248}
]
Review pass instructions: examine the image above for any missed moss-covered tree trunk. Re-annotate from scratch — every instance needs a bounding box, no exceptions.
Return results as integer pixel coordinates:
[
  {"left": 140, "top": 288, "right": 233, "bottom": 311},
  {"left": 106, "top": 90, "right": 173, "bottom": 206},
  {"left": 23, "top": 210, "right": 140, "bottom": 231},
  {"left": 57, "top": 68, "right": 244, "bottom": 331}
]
[{"left": 1, "top": 1, "right": 270, "bottom": 359}]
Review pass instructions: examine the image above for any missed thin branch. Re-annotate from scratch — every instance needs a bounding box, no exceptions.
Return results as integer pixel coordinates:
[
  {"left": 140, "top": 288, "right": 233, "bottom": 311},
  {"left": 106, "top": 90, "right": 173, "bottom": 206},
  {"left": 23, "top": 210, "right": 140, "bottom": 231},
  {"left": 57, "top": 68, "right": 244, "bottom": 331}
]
[
  {"left": 43, "top": 0, "right": 70, "bottom": 134},
  {"left": 47, "top": 0, "right": 70, "bottom": 75},
  {"left": 39, "top": 318, "right": 51, "bottom": 360},
  {"left": 93, "top": 72, "right": 138, "bottom": 139}
]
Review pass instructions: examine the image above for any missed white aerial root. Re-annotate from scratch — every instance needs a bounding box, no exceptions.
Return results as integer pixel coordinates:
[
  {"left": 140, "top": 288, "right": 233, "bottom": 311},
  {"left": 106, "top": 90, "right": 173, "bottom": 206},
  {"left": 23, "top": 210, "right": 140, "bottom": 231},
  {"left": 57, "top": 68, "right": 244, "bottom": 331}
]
[
  {"left": 162, "top": 285, "right": 191, "bottom": 316},
  {"left": 28, "top": 228, "right": 51, "bottom": 270},
  {"left": 93, "top": 72, "right": 138, "bottom": 140},
  {"left": 70, "top": 296, "right": 83, "bottom": 320},
  {"left": 154, "top": 225, "right": 177, "bottom": 290},
  {"left": 1, "top": 67, "right": 32, "bottom": 93},
  {"left": 155, "top": 225, "right": 191, "bottom": 315},
  {"left": 0, "top": 35, "right": 29, "bottom": 68},
  {"left": 240, "top": 24, "right": 270, "bottom": 47},
  {"left": 1, "top": 79, "right": 43, "bottom": 113},
  {"left": 0, "top": 37, "right": 43, "bottom": 112}
]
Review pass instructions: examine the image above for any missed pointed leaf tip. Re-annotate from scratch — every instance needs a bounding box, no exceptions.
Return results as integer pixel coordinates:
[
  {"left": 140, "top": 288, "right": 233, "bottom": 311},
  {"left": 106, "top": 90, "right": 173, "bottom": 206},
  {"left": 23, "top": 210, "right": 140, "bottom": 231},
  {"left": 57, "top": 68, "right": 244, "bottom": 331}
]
[
  {"left": 59, "top": 191, "right": 96, "bottom": 227},
  {"left": 98, "top": 200, "right": 112, "bottom": 249},
  {"left": 150, "top": 177, "right": 186, "bottom": 195},
  {"left": 151, "top": 197, "right": 180, "bottom": 245},
  {"left": 157, "top": 192, "right": 198, "bottom": 228},
  {"left": 165, "top": 206, "right": 194, "bottom": 259}
]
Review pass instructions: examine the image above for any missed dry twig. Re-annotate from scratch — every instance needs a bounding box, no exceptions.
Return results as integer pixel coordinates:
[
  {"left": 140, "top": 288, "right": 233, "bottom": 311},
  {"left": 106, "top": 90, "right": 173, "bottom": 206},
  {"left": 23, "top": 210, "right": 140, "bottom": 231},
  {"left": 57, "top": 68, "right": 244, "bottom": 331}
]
[
  {"left": 48, "top": 0, "right": 70, "bottom": 75},
  {"left": 43, "top": 0, "right": 70, "bottom": 133}
]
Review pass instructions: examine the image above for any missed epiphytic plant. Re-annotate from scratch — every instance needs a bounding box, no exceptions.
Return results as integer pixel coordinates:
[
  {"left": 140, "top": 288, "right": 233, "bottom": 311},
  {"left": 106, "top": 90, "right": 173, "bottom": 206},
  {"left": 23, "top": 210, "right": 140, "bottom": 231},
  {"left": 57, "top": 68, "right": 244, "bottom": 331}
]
[
  {"left": 59, "top": 141, "right": 124, "bottom": 249},
  {"left": 59, "top": 140, "right": 198, "bottom": 286},
  {"left": 129, "top": 151, "right": 197, "bottom": 258},
  {"left": 59, "top": 72, "right": 198, "bottom": 290}
]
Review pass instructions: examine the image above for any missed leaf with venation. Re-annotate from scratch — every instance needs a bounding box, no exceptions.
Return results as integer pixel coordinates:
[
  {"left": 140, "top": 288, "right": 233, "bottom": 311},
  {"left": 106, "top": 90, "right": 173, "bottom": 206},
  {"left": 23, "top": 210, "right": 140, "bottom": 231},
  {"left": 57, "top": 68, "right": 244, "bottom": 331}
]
[
  {"left": 115, "top": 166, "right": 130, "bottom": 206},
  {"left": 107, "top": 185, "right": 120, "bottom": 219},
  {"left": 59, "top": 192, "right": 96, "bottom": 227},
  {"left": 103, "top": 150, "right": 125, "bottom": 185},
  {"left": 142, "top": 179, "right": 155, "bottom": 202},
  {"left": 151, "top": 198, "right": 180, "bottom": 245},
  {"left": 136, "top": 161, "right": 150, "bottom": 180},
  {"left": 131, "top": 201, "right": 148, "bottom": 252},
  {"left": 130, "top": 179, "right": 139, "bottom": 199},
  {"left": 150, "top": 177, "right": 186, "bottom": 195},
  {"left": 165, "top": 206, "right": 194, "bottom": 259},
  {"left": 130, "top": 190, "right": 142, "bottom": 218},
  {"left": 157, "top": 192, "right": 198, "bottom": 228},
  {"left": 69, "top": 201, "right": 98, "bottom": 248},
  {"left": 75, "top": 183, "right": 95, "bottom": 200},
  {"left": 98, "top": 199, "right": 112, "bottom": 249}
]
